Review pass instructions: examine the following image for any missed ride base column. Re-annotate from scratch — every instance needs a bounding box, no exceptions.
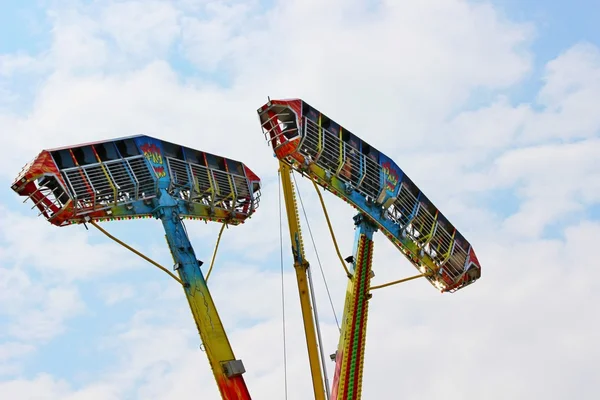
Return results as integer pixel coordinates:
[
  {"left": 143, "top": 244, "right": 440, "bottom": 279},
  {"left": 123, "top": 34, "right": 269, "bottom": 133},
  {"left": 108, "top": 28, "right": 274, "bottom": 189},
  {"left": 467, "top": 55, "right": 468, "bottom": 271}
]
[
  {"left": 153, "top": 189, "right": 251, "bottom": 400},
  {"left": 331, "top": 213, "right": 376, "bottom": 400}
]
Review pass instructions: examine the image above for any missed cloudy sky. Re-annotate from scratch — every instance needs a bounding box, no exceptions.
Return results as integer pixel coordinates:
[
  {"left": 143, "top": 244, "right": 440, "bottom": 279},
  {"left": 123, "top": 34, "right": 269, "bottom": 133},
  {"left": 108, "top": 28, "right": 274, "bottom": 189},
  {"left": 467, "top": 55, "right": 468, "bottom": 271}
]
[{"left": 1, "top": 0, "right": 599, "bottom": 399}]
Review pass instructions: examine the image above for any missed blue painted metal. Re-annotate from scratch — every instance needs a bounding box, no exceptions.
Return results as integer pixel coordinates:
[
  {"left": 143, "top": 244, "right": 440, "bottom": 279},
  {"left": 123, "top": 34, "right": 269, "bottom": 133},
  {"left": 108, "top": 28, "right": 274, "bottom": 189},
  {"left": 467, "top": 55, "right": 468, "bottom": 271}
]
[
  {"left": 353, "top": 213, "right": 377, "bottom": 249},
  {"left": 152, "top": 188, "right": 251, "bottom": 399}
]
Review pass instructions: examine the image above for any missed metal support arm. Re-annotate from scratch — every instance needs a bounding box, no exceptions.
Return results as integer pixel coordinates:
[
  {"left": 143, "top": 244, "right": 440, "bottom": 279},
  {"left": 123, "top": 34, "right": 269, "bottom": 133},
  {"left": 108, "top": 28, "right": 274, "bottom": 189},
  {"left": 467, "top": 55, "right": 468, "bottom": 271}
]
[
  {"left": 154, "top": 189, "right": 251, "bottom": 400},
  {"left": 279, "top": 162, "right": 328, "bottom": 400},
  {"left": 331, "top": 213, "right": 377, "bottom": 400}
]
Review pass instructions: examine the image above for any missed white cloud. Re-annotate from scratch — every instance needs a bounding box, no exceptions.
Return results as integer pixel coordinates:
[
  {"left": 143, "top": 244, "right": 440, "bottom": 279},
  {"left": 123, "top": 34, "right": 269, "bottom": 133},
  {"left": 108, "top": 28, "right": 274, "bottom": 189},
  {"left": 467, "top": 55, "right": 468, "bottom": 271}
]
[
  {"left": 7, "top": 286, "right": 85, "bottom": 342},
  {"left": 0, "top": 0, "right": 535, "bottom": 179},
  {"left": 100, "top": 1, "right": 181, "bottom": 58},
  {"left": 0, "top": 342, "right": 35, "bottom": 376},
  {"left": 0, "top": 205, "right": 144, "bottom": 281},
  {"left": 180, "top": 1, "right": 256, "bottom": 71},
  {"left": 496, "top": 139, "right": 600, "bottom": 237},
  {"left": 444, "top": 96, "right": 532, "bottom": 152},
  {"left": 0, "top": 373, "right": 121, "bottom": 400},
  {"left": 0, "top": 266, "right": 84, "bottom": 344},
  {"left": 529, "top": 43, "right": 600, "bottom": 142},
  {"left": 97, "top": 283, "right": 136, "bottom": 306},
  {"left": 0, "top": 54, "right": 37, "bottom": 77},
  {"left": 0, "top": 343, "right": 35, "bottom": 362},
  {"left": 45, "top": 9, "right": 110, "bottom": 73}
]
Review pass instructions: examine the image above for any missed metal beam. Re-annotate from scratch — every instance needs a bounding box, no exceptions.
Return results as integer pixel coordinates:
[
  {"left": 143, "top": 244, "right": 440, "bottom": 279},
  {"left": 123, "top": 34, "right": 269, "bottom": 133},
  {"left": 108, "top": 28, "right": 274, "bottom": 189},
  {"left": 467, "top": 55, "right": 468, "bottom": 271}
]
[
  {"left": 154, "top": 188, "right": 251, "bottom": 400},
  {"left": 279, "top": 162, "right": 327, "bottom": 400}
]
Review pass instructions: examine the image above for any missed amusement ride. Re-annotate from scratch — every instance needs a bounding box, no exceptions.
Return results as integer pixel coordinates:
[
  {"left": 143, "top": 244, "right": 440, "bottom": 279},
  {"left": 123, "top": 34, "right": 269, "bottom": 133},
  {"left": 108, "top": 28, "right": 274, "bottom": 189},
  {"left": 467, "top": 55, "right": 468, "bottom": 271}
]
[
  {"left": 11, "top": 135, "right": 261, "bottom": 399},
  {"left": 257, "top": 98, "right": 481, "bottom": 400},
  {"left": 10, "top": 99, "right": 481, "bottom": 400}
]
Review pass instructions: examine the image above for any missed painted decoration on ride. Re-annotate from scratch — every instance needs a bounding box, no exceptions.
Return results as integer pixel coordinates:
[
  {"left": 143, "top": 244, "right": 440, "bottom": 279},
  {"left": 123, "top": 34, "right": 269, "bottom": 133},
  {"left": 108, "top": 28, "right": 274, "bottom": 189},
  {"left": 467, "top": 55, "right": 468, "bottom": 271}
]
[
  {"left": 378, "top": 153, "right": 402, "bottom": 207},
  {"left": 135, "top": 136, "right": 169, "bottom": 180}
]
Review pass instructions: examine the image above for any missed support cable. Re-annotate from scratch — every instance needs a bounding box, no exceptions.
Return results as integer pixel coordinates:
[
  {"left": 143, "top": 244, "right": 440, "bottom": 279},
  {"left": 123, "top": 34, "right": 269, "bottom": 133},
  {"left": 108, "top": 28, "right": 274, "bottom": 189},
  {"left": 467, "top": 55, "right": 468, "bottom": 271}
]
[
  {"left": 308, "top": 175, "right": 351, "bottom": 278},
  {"left": 306, "top": 174, "right": 431, "bottom": 293},
  {"left": 306, "top": 263, "right": 332, "bottom": 399},
  {"left": 292, "top": 173, "right": 341, "bottom": 332},
  {"left": 370, "top": 272, "right": 430, "bottom": 291},
  {"left": 278, "top": 170, "right": 289, "bottom": 400},
  {"left": 205, "top": 223, "right": 226, "bottom": 282},
  {"left": 89, "top": 220, "right": 183, "bottom": 285}
]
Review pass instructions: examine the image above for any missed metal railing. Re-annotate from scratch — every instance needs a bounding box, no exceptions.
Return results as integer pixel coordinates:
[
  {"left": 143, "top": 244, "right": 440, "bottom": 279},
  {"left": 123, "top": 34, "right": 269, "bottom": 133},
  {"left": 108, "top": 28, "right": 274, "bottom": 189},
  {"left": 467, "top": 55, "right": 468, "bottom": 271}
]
[
  {"left": 27, "top": 177, "right": 68, "bottom": 219},
  {"left": 296, "top": 116, "right": 472, "bottom": 281},
  {"left": 61, "top": 155, "right": 157, "bottom": 214},
  {"left": 166, "top": 157, "right": 260, "bottom": 216}
]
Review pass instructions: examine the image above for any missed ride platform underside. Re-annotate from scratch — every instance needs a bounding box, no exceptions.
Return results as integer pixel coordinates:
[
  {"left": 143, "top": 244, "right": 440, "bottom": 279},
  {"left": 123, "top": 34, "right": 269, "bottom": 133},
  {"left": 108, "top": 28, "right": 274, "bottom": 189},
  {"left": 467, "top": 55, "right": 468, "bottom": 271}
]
[
  {"left": 258, "top": 99, "right": 481, "bottom": 293},
  {"left": 11, "top": 135, "right": 261, "bottom": 400}
]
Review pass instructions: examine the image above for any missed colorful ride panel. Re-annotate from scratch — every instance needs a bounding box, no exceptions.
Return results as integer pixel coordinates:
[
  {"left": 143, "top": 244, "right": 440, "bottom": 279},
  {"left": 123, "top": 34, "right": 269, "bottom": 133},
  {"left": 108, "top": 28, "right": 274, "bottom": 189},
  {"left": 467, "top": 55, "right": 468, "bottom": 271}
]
[
  {"left": 257, "top": 99, "right": 481, "bottom": 293},
  {"left": 11, "top": 135, "right": 261, "bottom": 227}
]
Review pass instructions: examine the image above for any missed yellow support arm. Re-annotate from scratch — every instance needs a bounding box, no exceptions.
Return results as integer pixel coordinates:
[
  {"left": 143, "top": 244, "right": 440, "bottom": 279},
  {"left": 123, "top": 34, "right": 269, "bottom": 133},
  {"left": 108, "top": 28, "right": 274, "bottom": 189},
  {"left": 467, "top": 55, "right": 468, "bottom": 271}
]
[{"left": 279, "top": 161, "right": 327, "bottom": 400}]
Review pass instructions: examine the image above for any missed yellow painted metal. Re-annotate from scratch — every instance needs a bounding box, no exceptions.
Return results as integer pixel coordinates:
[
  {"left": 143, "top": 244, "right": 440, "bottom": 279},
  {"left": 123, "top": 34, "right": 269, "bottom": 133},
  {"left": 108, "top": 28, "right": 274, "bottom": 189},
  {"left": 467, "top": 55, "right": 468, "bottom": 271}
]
[
  {"left": 91, "top": 219, "right": 249, "bottom": 399},
  {"left": 89, "top": 220, "right": 183, "bottom": 285},
  {"left": 336, "top": 128, "right": 345, "bottom": 176},
  {"left": 206, "top": 223, "right": 226, "bottom": 281},
  {"left": 416, "top": 210, "right": 439, "bottom": 246},
  {"left": 279, "top": 161, "right": 326, "bottom": 400},
  {"left": 161, "top": 229, "right": 247, "bottom": 399},
  {"left": 332, "top": 273, "right": 355, "bottom": 399},
  {"left": 370, "top": 272, "right": 428, "bottom": 291},
  {"left": 440, "top": 230, "right": 456, "bottom": 264},
  {"left": 317, "top": 114, "right": 323, "bottom": 155},
  {"left": 93, "top": 154, "right": 118, "bottom": 206},
  {"left": 310, "top": 176, "right": 351, "bottom": 278}
]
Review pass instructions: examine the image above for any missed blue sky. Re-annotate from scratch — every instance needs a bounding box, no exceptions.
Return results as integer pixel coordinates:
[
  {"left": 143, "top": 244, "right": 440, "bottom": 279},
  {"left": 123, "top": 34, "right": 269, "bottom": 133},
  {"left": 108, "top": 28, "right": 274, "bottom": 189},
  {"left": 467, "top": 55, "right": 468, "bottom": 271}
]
[
  {"left": 0, "top": 1, "right": 49, "bottom": 53},
  {"left": 0, "top": 1, "right": 599, "bottom": 399},
  {"left": 497, "top": 0, "right": 600, "bottom": 101}
]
